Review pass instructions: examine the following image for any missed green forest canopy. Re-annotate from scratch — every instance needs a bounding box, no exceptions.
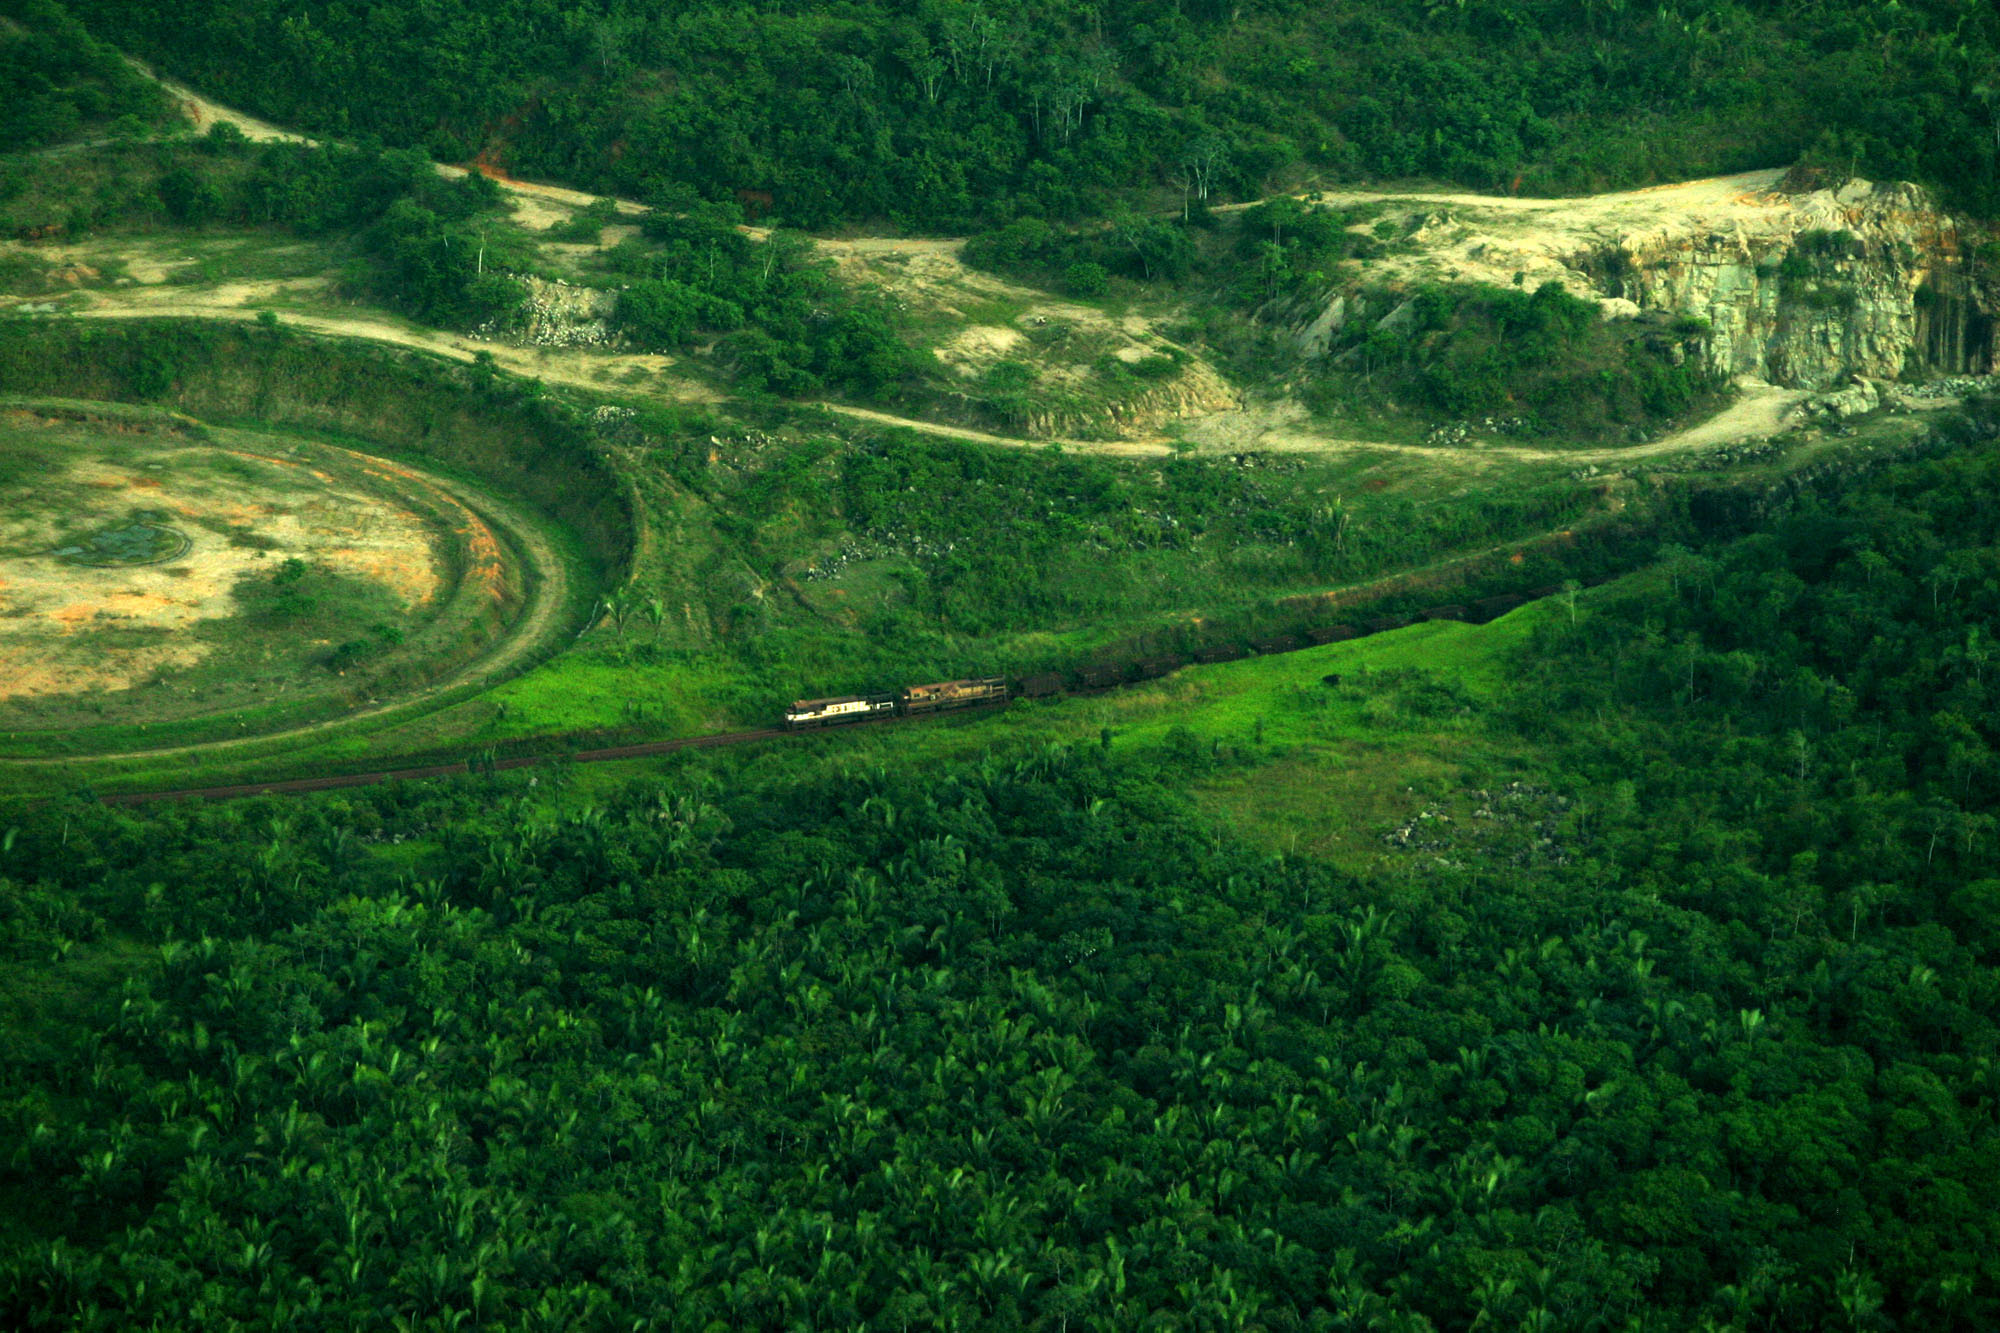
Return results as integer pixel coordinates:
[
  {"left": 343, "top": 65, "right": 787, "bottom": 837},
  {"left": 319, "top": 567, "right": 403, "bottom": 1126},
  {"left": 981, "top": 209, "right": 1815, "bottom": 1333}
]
[{"left": 39, "top": 0, "right": 2000, "bottom": 228}]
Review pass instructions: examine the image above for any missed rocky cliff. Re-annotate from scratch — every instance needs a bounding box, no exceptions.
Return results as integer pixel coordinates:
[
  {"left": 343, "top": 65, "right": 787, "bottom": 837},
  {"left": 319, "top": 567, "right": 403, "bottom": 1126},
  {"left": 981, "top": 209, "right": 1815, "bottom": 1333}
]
[
  {"left": 1595, "top": 178, "right": 1995, "bottom": 389},
  {"left": 1284, "top": 172, "right": 1997, "bottom": 393}
]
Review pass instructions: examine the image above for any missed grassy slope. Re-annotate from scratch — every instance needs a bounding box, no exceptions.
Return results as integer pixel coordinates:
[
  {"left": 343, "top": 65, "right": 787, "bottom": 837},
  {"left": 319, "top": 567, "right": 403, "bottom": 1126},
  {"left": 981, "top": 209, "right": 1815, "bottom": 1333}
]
[{"left": 554, "top": 600, "right": 1554, "bottom": 869}]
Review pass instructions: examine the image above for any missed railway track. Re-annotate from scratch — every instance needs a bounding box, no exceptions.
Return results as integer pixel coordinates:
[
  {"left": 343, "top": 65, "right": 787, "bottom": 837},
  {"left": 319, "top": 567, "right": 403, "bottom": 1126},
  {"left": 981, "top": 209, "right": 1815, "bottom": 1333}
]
[
  {"left": 98, "top": 725, "right": 795, "bottom": 806},
  {"left": 90, "top": 623, "right": 1492, "bottom": 808},
  {"left": 90, "top": 575, "right": 1603, "bottom": 807}
]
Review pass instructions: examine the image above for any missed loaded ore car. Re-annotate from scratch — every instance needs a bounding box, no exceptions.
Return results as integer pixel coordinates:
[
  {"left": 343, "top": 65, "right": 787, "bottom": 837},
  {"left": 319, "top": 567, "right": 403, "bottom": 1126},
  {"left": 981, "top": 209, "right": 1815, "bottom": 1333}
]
[
  {"left": 785, "top": 693, "right": 897, "bottom": 729},
  {"left": 1017, "top": 672, "right": 1065, "bottom": 698},
  {"left": 1076, "top": 665, "right": 1122, "bottom": 690},
  {"left": 1194, "top": 644, "right": 1246, "bottom": 664},
  {"left": 900, "top": 677, "right": 1009, "bottom": 713},
  {"left": 1253, "top": 634, "right": 1304, "bottom": 655},
  {"left": 1421, "top": 604, "right": 1470, "bottom": 622},
  {"left": 1363, "top": 614, "right": 1408, "bottom": 634},
  {"left": 1135, "top": 656, "right": 1183, "bottom": 680},
  {"left": 1308, "top": 624, "right": 1361, "bottom": 644}
]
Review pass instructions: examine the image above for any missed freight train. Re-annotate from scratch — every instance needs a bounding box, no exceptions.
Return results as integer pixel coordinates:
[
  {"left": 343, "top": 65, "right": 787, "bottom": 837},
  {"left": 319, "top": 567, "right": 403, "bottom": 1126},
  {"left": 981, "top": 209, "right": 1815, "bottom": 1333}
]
[
  {"left": 784, "top": 677, "right": 1008, "bottom": 729},
  {"left": 781, "top": 585, "right": 1570, "bottom": 730}
]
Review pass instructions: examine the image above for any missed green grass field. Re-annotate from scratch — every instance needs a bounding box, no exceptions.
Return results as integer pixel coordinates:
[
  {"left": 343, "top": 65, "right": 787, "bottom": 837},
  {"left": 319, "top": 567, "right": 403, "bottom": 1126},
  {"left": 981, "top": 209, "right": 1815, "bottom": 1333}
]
[{"left": 540, "top": 599, "right": 1559, "bottom": 869}]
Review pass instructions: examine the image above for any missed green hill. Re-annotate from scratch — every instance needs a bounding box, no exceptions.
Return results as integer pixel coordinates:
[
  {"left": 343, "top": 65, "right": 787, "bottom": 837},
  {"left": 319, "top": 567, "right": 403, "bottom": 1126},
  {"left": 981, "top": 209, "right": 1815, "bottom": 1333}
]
[{"left": 40, "top": 0, "right": 2000, "bottom": 228}]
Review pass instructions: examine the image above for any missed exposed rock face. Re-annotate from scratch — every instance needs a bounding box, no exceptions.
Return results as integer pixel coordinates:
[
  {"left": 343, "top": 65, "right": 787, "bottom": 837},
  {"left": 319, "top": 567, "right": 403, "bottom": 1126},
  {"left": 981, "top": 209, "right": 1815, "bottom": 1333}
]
[
  {"left": 1599, "top": 179, "right": 1996, "bottom": 390},
  {"left": 1281, "top": 171, "right": 1996, "bottom": 394}
]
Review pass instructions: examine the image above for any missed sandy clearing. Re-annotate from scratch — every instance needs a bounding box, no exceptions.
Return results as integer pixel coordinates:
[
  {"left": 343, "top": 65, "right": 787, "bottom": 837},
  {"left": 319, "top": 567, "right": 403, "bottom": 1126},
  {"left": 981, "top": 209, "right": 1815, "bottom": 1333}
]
[
  {"left": 0, "top": 439, "right": 445, "bottom": 700},
  {"left": 1216, "top": 167, "right": 1932, "bottom": 309},
  {"left": 6, "top": 438, "right": 578, "bottom": 764},
  {"left": 1222, "top": 169, "right": 1791, "bottom": 221},
  {"left": 938, "top": 324, "right": 1026, "bottom": 372}
]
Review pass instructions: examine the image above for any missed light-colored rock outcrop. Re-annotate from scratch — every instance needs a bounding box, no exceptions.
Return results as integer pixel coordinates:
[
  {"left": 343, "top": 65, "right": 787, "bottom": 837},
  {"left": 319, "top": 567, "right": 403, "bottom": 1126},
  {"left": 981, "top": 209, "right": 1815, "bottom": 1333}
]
[
  {"left": 1279, "top": 171, "right": 1997, "bottom": 394},
  {"left": 512, "top": 275, "right": 619, "bottom": 348},
  {"left": 1794, "top": 378, "right": 1882, "bottom": 421},
  {"left": 1606, "top": 179, "right": 1991, "bottom": 389}
]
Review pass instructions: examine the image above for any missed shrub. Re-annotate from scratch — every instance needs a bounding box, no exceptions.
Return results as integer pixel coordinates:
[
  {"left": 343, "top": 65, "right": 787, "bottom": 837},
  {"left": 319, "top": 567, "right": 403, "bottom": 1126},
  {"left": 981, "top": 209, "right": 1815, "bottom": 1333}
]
[{"left": 1064, "top": 261, "right": 1109, "bottom": 298}]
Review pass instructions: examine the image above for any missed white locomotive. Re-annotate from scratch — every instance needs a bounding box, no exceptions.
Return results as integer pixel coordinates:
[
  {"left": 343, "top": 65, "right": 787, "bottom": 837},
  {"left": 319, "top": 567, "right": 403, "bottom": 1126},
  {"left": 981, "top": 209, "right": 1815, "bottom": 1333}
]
[
  {"left": 782, "top": 677, "right": 1009, "bottom": 729},
  {"left": 782, "top": 693, "right": 898, "bottom": 729}
]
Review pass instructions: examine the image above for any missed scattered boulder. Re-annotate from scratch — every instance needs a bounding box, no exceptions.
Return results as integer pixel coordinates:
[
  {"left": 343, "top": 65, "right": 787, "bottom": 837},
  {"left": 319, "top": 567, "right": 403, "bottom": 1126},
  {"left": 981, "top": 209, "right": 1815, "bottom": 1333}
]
[{"left": 1793, "top": 378, "right": 1881, "bottom": 421}]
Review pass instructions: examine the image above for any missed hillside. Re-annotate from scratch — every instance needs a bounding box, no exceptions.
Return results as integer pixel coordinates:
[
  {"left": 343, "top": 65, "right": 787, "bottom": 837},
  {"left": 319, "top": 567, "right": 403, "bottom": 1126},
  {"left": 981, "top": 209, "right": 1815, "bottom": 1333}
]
[
  {"left": 5, "top": 8, "right": 2000, "bottom": 1331},
  {"left": 44, "top": 0, "right": 2000, "bottom": 229}
]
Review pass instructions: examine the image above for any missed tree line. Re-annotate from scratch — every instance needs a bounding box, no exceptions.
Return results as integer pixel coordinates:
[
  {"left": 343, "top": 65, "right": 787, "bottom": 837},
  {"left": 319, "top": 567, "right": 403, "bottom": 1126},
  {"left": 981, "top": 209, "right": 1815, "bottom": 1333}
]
[{"left": 46, "top": 0, "right": 2000, "bottom": 229}]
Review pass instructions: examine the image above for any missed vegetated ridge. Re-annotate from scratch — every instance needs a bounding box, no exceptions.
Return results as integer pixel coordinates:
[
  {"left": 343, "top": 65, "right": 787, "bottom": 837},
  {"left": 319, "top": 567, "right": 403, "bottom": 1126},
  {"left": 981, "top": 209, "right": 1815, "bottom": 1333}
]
[{"left": 51, "top": 0, "right": 2000, "bottom": 229}]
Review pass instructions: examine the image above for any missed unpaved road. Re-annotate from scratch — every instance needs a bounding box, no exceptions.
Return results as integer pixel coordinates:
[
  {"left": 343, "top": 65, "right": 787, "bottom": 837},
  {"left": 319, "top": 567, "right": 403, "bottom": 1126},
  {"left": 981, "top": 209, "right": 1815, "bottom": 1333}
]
[
  {"left": 57, "top": 283, "right": 1814, "bottom": 466},
  {"left": 67, "top": 287, "right": 713, "bottom": 402},
  {"left": 74, "top": 63, "right": 1871, "bottom": 469},
  {"left": 813, "top": 402, "right": 1174, "bottom": 456},
  {"left": 59, "top": 284, "right": 1813, "bottom": 466},
  {"left": 146, "top": 63, "right": 649, "bottom": 232},
  {"left": 1176, "top": 379, "right": 1812, "bottom": 464}
]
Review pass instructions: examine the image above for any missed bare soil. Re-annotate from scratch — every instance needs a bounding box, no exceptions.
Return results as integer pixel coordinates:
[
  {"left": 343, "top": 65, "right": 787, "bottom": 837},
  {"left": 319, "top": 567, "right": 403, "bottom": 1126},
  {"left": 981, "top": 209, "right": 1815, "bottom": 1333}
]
[
  {"left": 0, "top": 418, "right": 446, "bottom": 704},
  {"left": 1221, "top": 169, "right": 1797, "bottom": 298}
]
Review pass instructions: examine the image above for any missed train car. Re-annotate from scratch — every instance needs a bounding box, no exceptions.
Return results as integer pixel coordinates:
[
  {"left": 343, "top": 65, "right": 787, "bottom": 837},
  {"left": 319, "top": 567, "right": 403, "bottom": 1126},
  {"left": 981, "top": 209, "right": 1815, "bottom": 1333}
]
[
  {"left": 1421, "top": 604, "right": 1470, "bottom": 622},
  {"left": 1194, "top": 644, "right": 1246, "bottom": 664},
  {"left": 1017, "top": 671, "right": 1066, "bottom": 698},
  {"left": 785, "top": 693, "right": 897, "bottom": 729},
  {"left": 1253, "top": 634, "right": 1304, "bottom": 655},
  {"left": 1363, "top": 614, "right": 1408, "bottom": 634},
  {"left": 1135, "top": 655, "right": 1184, "bottom": 680},
  {"left": 900, "top": 676, "right": 1009, "bottom": 714},
  {"left": 1076, "top": 665, "right": 1123, "bottom": 690},
  {"left": 1308, "top": 624, "right": 1361, "bottom": 644}
]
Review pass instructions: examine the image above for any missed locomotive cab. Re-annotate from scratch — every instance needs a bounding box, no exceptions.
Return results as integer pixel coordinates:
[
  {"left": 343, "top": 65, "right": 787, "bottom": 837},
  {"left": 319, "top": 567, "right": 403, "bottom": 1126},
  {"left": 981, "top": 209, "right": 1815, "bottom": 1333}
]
[{"left": 784, "top": 693, "right": 897, "bottom": 729}]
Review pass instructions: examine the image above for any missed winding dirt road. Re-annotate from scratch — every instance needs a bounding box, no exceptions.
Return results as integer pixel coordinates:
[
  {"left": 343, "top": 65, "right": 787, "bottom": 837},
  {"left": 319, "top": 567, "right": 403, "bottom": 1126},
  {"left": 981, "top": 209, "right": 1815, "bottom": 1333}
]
[
  {"left": 94, "top": 63, "right": 1848, "bottom": 467},
  {"left": 58, "top": 285, "right": 1812, "bottom": 467}
]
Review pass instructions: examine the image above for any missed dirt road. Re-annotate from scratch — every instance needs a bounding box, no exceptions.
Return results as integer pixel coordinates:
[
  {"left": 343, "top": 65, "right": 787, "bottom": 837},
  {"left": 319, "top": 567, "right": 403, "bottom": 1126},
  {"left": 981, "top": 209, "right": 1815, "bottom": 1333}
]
[
  {"left": 1175, "top": 379, "right": 1811, "bottom": 464},
  {"left": 83, "top": 63, "right": 1857, "bottom": 469},
  {"left": 815, "top": 402, "right": 1174, "bottom": 456},
  {"left": 144, "top": 63, "right": 652, "bottom": 232},
  {"left": 61, "top": 285, "right": 1810, "bottom": 466},
  {"left": 68, "top": 287, "right": 711, "bottom": 402}
]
